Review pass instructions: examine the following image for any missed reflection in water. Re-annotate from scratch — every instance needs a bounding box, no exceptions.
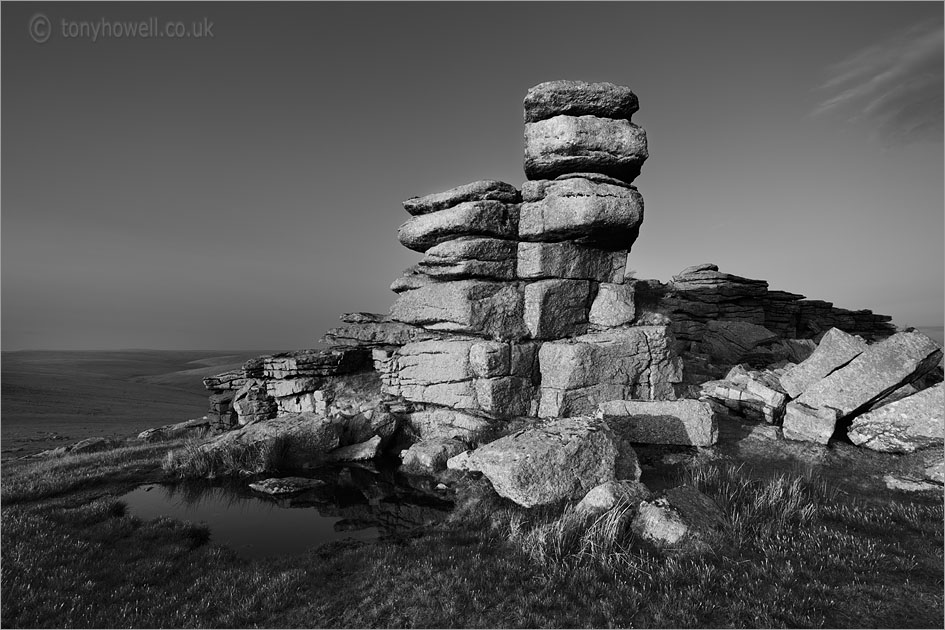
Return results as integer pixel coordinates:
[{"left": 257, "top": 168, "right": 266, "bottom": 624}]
[{"left": 121, "top": 463, "right": 453, "bottom": 559}]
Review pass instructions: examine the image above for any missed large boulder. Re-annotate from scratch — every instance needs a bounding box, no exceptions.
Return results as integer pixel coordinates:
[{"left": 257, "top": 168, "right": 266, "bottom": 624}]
[
  {"left": 517, "top": 241, "right": 626, "bottom": 283},
  {"left": 596, "top": 399, "right": 719, "bottom": 446},
  {"left": 418, "top": 237, "right": 517, "bottom": 280},
  {"left": 397, "top": 200, "right": 519, "bottom": 252},
  {"left": 446, "top": 416, "right": 636, "bottom": 508},
  {"left": 405, "top": 408, "right": 493, "bottom": 442},
  {"left": 779, "top": 328, "right": 869, "bottom": 399},
  {"left": 403, "top": 180, "right": 520, "bottom": 216},
  {"left": 519, "top": 175, "right": 644, "bottom": 250},
  {"left": 847, "top": 384, "right": 944, "bottom": 453},
  {"left": 794, "top": 331, "right": 943, "bottom": 418},
  {"left": 198, "top": 412, "right": 341, "bottom": 470},
  {"left": 524, "top": 116, "right": 648, "bottom": 183},
  {"left": 524, "top": 80, "right": 640, "bottom": 123},
  {"left": 538, "top": 327, "right": 682, "bottom": 417},
  {"left": 390, "top": 280, "right": 527, "bottom": 340}
]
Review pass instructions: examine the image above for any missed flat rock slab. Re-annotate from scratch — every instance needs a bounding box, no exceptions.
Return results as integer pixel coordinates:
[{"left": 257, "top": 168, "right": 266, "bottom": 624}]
[
  {"left": 524, "top": 115, "right": 648, "bottom": 183},
  {"left": 138, "top": 418, "right": 211, "bottom": 442},
  {"left": 795, "top": 331, "right": 943, "bottom": 418},
  {"left": 596, "top": 399, "right": 719, "bottom": 446},
  {"left": 847, "top": 384, "right": 944, "bottom": 453},
  {"left": 326, "top": 435, "right": 383, "bottom": 462},
  {"left": 397, "top": 200, "right": 520, "bottom": 252},
  {"left": 446, "top": 416, "right": 628, "bottom": 508},
  {"left": 779, "top": 328, "right": 868, "bottom": 399},
  {"left": 524, "top": 80, "right": 640, "bottom": 123},
  {"left": 519, "top": 176, "right": 643, "bottom": 250},
  {"left": 403, "top": 180, "right": 520, "bottom": 216}
]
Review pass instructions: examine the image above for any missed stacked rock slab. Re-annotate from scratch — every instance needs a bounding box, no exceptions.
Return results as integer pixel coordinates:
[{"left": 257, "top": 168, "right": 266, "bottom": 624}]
[{"left": 377, "top": 80, "right": 685, "bottom": 439}]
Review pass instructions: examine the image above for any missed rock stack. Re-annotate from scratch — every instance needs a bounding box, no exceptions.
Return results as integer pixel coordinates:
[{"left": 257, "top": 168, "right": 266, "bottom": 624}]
[{"left": 375, "top": 80, "right": 682, "bottom": 449}]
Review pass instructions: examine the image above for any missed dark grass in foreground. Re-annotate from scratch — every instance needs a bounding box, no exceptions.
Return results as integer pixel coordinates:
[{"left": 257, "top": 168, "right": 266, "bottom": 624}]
[{"left": 2, "top": 445, "right": 942, "bottom": 628}]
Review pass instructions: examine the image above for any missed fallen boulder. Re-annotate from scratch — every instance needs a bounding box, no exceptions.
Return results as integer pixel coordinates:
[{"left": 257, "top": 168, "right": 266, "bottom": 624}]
[
  {"left": 781, "top": 402, "right": 839, "bottom": 445},
  {"left": 400, "top": 438, "right": 468, "bottom": 473},
  {"left": 779, "top": 328, "right": 869, "bottom": 399},
  {"left": 446, "top": 416, "right": 634, "bottom": 508},
  {"left": 794, "top": 331, "right": 942, "bottom": 418},
  {"left": 847, "top": 384, "right": 944, "bottom": 453}
]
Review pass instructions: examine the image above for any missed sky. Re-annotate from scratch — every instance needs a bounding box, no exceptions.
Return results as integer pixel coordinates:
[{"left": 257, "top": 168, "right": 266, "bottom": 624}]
[{"left": 2, "top": 1, "right": 943, "bottom": 351}]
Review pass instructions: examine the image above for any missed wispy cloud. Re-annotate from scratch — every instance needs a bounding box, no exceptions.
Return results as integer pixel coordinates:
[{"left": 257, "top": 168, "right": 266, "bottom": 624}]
[{"left": 812, "top": 19, "right": 943, "bottom": 146}]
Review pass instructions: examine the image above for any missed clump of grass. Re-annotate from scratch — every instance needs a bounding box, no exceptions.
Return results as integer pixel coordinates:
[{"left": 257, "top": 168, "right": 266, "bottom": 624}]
[
  {"left": 162, "top": 435, "right": 292, "bottom": 479},
  {"left": 0, "top": 441, "right": 182, "bottom": 504}
]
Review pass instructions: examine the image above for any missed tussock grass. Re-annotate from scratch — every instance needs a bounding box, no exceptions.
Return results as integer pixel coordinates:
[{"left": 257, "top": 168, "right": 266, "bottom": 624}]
[
  {"left": 2, "top": 444, "right": 942, "bottom": 628},
  {"left": 162, "top": 435, "right": 292, "bottom": 478},
  {"left": 0, "top": 441, "right": 182, "bottom": 504}
]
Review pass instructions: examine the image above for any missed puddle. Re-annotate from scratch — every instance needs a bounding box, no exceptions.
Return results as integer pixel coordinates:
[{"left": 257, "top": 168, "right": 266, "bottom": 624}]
[{"left": 121, "top": 463, "right": 453, "bottom": 558}]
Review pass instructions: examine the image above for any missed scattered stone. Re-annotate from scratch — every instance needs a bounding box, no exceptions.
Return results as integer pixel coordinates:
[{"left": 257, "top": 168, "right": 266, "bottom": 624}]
[
  {"left": 524, "top": 80, "right": 640, "bottom": 123},
  {"left": 400, "top": 438, "right": 469, "bottom": 473},
  {"left": 882, "top": 475, "right": 942, "bottom": 493},
  {"left": 630, "top": 485, "right": 725, "bottom": 546},
  {"left": 524, "top": 115, "right": 648, "bottom": 183},
  {"left": 403, "top": 180, "right": 520, "bottom": 215},
  {"left": 447, "top": 416, "right": 625, "bottom": 507},
  {"left": 249, "top": 477, "right": 327, "bottom": 495},
  {"left": 36, "top": 437, "right": 120, "bottom": 458},
  {"left": 326, "top": 435, "right": 383, "bottom": 462},
  {"left": 847, "top": 384, "right": 944, "bottom": 453},
  {"left": 779, "top": 328, "right": 869, "bottom": 399},
  {"left": 596, "top": 399, "right": 719, "bottom": 446},
  {"left": 794, "top": 331, "right": 943, "bottom": 418},
  {"left": 575, "top": 480, "right": 651, "bottom": 518}
]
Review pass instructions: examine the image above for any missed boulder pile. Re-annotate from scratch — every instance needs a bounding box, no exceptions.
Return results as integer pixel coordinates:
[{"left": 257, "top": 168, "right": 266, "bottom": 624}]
[{"left": 184, "top": 80, "right": 941, "bottom": 507}]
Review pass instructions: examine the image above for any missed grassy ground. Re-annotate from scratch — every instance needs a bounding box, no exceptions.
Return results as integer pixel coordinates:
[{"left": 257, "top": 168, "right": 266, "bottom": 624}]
[{"left": 2, "top": 443, "right": 942, "bottom": 628}]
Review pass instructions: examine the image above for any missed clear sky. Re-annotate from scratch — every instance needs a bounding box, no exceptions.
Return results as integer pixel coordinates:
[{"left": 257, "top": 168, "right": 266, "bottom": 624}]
[{"left": 2, "top": 1, "right": 942, "bottom": 350}]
